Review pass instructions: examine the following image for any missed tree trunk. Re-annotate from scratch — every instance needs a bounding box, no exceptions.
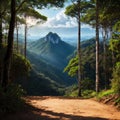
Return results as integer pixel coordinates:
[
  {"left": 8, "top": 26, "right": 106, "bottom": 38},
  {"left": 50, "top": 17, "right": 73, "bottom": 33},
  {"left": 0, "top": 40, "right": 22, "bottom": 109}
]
[
  {"left": 5, "top": 28, "right": 8, "bottom": 44},
  {"left": 77, "top": 0, "right": 82, "bottom": 97},
  {"left": 16, "top": 21, "right": 19, "bottom": 53},
  {"left": 24, "top": 16, "right": 27, "bottom": 58},
  {"left": 0, "top": 12, "right": 2, "bottom": 48},
  {"left": 0, "top": 12, "right": 2, "bottom": 83},
  {"left": 95, "top": 0, "right": 99, "bottom": 93},
  {"left": 2, "top": 0, "right": 16, "bottom": 91},
  {"left": 103, "top": 28, "right": 107, "bottom": 89}
]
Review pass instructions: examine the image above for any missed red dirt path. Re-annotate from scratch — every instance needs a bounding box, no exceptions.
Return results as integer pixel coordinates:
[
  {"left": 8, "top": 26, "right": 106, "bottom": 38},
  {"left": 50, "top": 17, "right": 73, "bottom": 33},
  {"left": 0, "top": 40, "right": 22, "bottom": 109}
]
[{"left": 2, "top": 96, "right": 120, "bottom": 120}]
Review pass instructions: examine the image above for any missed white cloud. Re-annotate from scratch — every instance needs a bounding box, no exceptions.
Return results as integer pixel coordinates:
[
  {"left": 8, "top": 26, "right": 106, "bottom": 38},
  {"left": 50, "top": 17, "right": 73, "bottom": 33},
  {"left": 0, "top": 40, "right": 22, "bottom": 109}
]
[
  {"left": 38, "top": 9, "right": 92, "bottom": 29},
  {"left": 40, "top": 10, "right": 78, "bottom": 28}
]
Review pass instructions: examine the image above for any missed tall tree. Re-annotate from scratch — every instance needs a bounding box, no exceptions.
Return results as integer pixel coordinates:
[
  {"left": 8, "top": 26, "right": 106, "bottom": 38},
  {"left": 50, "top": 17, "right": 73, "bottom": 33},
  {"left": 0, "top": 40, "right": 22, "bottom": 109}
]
[
  {"left": 65, "top": 0, "right": 90, "bottom": 96},
  {"left": 65, "top": 0, "right": 82, "bottom": 96},
  {"left": 2, "top": 0, "right": 16, "bottom": 91},
  {"left": 0, "top": 11, "right": 2, "bottom": 47},
  {"left": 81, "top": 0, "right": 105, "bottom": 92},
  {"left": 22, "top": 8, "right": 47, "bottom": 58},
  {"left": 77, "top": 0, "right": 82, "bottom": 96},
  {"left": 15, "top": 17, "right": 25, "bottom": 53},
  {"left": 95, "top": 0, "right": 99, "bottom": 93}
]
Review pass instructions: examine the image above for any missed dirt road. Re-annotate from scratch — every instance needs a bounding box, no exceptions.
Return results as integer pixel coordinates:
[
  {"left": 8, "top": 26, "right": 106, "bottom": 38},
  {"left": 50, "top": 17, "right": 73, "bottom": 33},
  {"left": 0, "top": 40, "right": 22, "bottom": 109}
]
[{"left": 3, "top": 96, "right": 120, "bottom": 120}]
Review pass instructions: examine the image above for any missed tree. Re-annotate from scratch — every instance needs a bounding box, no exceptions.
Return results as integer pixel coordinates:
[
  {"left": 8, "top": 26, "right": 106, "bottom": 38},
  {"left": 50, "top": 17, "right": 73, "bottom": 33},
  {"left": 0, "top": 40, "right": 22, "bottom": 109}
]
[
  {"left": 65, "top": 0, "right": 90, "bottom": 96},
  {"left": 2, "top": 0, "right": 16, "bottom": 91},
  {"left": 83, "top": 0, "right": 101, "bottom": 93},
  {"left": 65, "top": 0, "right": 82, "bottom": 96},
  {"left": 15, "top": 17, "right": 25, "bottom": 53},
  {"left": 81, "top": 0, "right": 106, "bottom": 92},
  {"left": 18, "top": 5, "right": 47, "bottom": 58},
  {"left": 95, "top": 0, "right": 99, "bottom": 93}
]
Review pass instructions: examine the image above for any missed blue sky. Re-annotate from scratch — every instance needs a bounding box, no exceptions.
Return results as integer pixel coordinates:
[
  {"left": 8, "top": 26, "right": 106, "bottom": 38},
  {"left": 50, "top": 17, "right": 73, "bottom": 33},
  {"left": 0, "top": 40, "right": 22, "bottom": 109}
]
[{"left": 20, "top": 1, "right": 95, "bottom": 41}]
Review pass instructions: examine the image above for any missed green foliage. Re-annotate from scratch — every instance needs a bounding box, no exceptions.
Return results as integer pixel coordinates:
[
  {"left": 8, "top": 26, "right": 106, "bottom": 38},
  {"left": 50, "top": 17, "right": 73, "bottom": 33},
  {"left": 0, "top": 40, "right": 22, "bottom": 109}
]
[
  {"left": 64, "top": 39, "right": 96, "bottom": 80},
  {"left": 109, "top": 21, "right": 120, "bottom": 95},
  {"left": 30, "top": 0, "right": 66, "bottom": 9},
  {"left": 65, "top": 1, "right": 92, "bottom": 18},
  {"left": 0, "top": 45, "right": 31, "bottom": 85},
  {"left": 64, "top": 56, "right": 78, "bottom": 77},
  {"left": 0, "top": 84, "right": 25, "bottom": 114},
  {"left": 64, "top": 38, "right": 113, "bottom": 91},
  {"left": 65, "top": 84, "right": 78, "bottom": 97},
  {"left": 111, "top": 62, "right": 120, "bottom": 95},
  {"left": 109, "top": 39, "right": 120, "bottom": 54},
  {"left": 82, "top": 90, "right": 96, "bottom": 98},
  {"left": 97, "top": 89, "right": 115, "bottom": 99},
  {"left": 65, "top": 84, "right": 96, "bottom": 98},
  {"left": 109, "top": 21, "right": 120, "bottom": 56},
  {"left": 11, "top": 53, "right": 31, "bottom": 81},
  {"left": 19, "top": 69, "right": 66, "bottom": 96},
  {"left": 19, "top": 4, "right": 47, "bottom": 22}
]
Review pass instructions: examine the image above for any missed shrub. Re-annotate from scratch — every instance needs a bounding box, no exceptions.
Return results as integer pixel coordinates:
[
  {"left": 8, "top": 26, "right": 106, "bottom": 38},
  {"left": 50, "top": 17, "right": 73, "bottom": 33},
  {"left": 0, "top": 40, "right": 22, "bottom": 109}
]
[
  {"left": 82, "top": 90, "right": 96, "bottom": 98},
  {"left": 112, "top": 62, "right": 120, "bottom": 95},
  {"left": 0, "top": 84, "right": 26, "bottom": 114},
  {"left": 97, "top": 89, "right": 115, "bottom": 99},
  {"left": 64, "top": 84, "right": 78, "bottom": 97}
]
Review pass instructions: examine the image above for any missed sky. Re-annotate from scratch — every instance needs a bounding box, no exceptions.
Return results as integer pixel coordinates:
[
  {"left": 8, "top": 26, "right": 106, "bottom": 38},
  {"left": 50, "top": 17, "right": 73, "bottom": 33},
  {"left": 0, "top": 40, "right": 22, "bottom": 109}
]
[{"left": 19, "top": 1, "right": 95, "bottom": 41}]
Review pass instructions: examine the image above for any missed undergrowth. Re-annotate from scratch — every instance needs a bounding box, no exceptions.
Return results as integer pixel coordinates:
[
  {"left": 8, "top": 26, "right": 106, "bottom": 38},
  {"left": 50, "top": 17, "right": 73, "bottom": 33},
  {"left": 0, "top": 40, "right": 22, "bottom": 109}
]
[
  {"left": 0, "top": 84, "right": 26, "bottom": 115},
  {"left": 65, "top": 85, "right": 96, "bottom": 98},
  {"left": 96, "top": 89, "right": 120, "bottom": 109},
  {"left": 96, "top": 89, "right": 115, "bottom": 99}
]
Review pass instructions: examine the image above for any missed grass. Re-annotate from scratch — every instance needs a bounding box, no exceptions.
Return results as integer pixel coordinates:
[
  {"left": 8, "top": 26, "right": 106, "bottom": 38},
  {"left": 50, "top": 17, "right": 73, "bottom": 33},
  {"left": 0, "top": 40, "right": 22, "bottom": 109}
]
[{"left": 96, "top": 89, "right": 115, "bottom": 99}]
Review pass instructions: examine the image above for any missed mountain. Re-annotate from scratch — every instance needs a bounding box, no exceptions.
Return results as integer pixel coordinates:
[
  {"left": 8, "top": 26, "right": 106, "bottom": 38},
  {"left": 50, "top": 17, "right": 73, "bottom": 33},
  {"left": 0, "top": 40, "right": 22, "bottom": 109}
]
[
  {"left": 19, "top": 37, "right": 103, "bottom": 96},
  {"left": 28, "top": 32, "right": 75, "bottom": 69},
  {"left": 23, "top": 32, "right": 76, "bottom": 95}
]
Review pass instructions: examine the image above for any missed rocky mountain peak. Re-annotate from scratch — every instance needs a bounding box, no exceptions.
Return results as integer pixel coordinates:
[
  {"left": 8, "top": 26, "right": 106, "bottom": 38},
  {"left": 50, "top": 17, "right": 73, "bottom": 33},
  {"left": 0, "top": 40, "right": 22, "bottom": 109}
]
[{"left": 44, "top": 32, "right": 61, "bottom": 44}]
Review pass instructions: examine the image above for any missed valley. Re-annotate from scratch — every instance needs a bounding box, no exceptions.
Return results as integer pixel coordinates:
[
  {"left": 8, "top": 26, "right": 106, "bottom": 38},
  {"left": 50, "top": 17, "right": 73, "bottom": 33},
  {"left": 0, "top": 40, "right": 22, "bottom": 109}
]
[
  {"left": 17, "top": 32, "right": 110, "bottom": 96},
  {"left": 17, "top": 32, "right": 77, "bottom": 96}
]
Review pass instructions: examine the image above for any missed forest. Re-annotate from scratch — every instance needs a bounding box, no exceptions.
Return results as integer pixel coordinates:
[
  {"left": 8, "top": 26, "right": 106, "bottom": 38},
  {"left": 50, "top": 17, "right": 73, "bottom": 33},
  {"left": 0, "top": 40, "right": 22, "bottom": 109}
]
[{"left": 0, "top": 0, "right": 120, "bottom": 120}]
